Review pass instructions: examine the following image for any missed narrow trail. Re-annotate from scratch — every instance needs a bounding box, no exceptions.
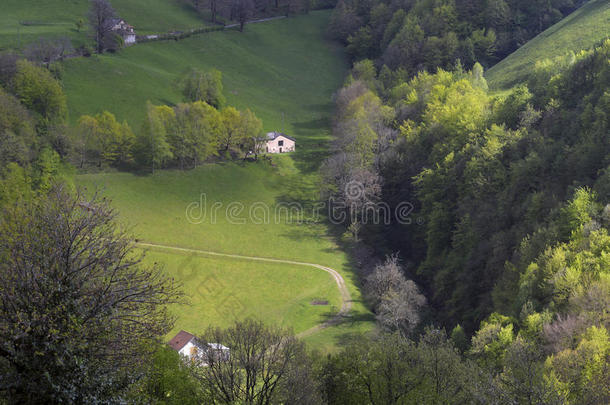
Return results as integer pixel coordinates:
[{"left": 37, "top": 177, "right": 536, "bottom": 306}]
[
  {"left": 224, "top": 15, "right": 286, "bottom": 29},
  {"left": 136, "top": 242, "right": 352, "bottom": 339}
]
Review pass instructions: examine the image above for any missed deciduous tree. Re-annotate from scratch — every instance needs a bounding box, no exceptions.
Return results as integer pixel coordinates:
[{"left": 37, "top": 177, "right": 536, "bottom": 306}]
[
  {"left": 12, "top": 59, "right": 67, "bottom": 129},
  {"left": 0, "top": 186, "right": 182, "bottom": 403},
  {"left": 192, "top": 319, "right": 314, "bottom": 404},
  {"left": 88, "top": 0, "right": 118, "bottom": 54}
]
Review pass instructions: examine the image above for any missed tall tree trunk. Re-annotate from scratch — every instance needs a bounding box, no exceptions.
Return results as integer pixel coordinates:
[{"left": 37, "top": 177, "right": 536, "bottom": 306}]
[{"left": 211, "top": 0, "right": 217, "bottom": 23}]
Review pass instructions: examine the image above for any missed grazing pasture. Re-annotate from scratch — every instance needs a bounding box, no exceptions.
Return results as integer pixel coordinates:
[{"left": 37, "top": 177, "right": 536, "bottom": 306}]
[{"left": 72, "top": 12, "right": 373, "bottom": 351}]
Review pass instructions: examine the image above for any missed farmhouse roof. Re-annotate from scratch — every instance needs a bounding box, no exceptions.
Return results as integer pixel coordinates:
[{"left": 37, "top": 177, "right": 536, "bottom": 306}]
[
  {"left": 168, "top": 330, "right": 195, "bottom": 351},
  {"left": 110, "top": 18, "right": 134, "bottom": 31},
  {"left": 266, "top": 131, "right": 296, "bottom": 142}
]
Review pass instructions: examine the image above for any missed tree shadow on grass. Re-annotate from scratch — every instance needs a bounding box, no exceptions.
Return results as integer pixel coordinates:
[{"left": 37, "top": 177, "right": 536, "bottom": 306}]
[{"left": 292, "top": 117, "right": 330, "bottom": 130}]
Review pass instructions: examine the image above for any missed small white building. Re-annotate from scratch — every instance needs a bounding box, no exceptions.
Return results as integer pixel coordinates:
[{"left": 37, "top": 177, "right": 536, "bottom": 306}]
[
  {"left": 110, "top": 18, "right": 137, "bottom": 45},
  {"left": 265, "top": 132, "right": 295, "bottom": 153},
  {"left": 168, "top": 330, "right": 230, "bottom": 364}
]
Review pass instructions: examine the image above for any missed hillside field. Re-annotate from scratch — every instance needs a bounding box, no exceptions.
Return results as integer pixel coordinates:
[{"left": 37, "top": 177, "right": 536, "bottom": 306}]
[
  {"left": 72, "top": 12, "right": 374, "bottom": 351},
  {"left": 146, "top": 248, "right": 342, "bottom": 338},
  {"left": 0, "top": 0, "right": 207, "bottom": 51},
  {"left": 63, "top": 11, "right": 346, "bottom": 168},
  {"left": 486, "top": 0, "right": 610, "bottom": 90}
]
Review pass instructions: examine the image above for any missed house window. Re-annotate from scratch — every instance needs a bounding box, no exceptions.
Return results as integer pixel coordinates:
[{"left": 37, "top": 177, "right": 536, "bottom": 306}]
[{"left": 278, "top": 140, "right": 284, "bottom": 146}]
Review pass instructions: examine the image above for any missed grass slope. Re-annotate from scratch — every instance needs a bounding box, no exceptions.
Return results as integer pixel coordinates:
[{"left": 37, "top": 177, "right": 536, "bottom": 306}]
[
  {"left": 62, "top": 12, "right": 345, "bottom": 168},
  {"left": 0, "top": 0, "right": 206, "bottom": 51},
  {"left": 486, "top": 0, "right": 610, "bottom": 90},
  {"left": 73, "top": 13, "right": 373, "bottom": 351},
  {"left": 147, "top": 249, "right": 342, "bottom": 338}
]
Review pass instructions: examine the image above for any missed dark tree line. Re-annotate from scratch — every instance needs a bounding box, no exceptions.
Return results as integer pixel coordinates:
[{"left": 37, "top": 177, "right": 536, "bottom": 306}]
[
  {"left": 187, "top": 0, "right": 313, "bottom": 27},
  {"left": 328, "top": 0, "right": 587, "bottom": 73}
]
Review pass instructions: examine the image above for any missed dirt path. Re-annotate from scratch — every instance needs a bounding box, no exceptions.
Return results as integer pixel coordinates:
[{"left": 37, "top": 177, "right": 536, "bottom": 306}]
[
  {"left": 224, "top": 15, "right": 286, "bottom": 29},
  {"left": 136, "top": 242, "right": 352, "bottom": 338}
]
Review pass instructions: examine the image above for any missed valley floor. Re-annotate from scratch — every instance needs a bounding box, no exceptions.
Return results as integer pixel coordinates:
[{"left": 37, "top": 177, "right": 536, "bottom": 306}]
[{"left": 72, "top": 12, "right": 374, "bottom": 351}]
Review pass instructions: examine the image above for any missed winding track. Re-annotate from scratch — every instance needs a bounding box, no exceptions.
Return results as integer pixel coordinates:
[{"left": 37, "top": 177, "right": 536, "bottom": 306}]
[{"left": 136, "top": 242, "right": 352, "bottom": 338}]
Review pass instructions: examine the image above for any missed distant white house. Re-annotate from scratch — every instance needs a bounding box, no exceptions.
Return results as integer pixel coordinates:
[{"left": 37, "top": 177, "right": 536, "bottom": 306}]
[
  {"left": 168, "top": 330, "right": 230, "bottom": 365},
  {"left": 265, "top": 132, "right": 295, "bottom": 153},
  {"left": 110, "top": 18, "right": 136, "bottom": 45}
]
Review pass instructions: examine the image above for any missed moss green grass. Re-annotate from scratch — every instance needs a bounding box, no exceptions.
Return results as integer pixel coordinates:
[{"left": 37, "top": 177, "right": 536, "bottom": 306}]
[{"left": 144, "top": 248, "right": 342, "bottom": 338}]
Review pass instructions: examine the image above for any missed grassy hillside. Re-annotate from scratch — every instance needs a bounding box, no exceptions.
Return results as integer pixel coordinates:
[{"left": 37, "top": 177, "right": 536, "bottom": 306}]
[
  {"left": 78, "top": 161, "right": 373, "bottom": 350},
  {"left": 148, "top": 249, "right": 342, "bottom": 338},
  {"left": 63, "top": 11, "right": 347, "bottom": 168},
  {"left": 486, "top": 0, "right": 610, "bottom": 90},
  {"left": 0, "top": 0, "right": 206, "bottom": 51},
  {"left": 72, "top": 12, "right": 373, "bottom": 351}
]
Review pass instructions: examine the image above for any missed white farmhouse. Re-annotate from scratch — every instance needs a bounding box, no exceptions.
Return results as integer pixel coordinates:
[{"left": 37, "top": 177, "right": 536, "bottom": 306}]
[
  {"left": 265, "top": 132, "right": 295, "bottom": 153},
  {"left": 110, "top": 18, "right": 137, "bottom": 45},
  {"left": 168, "top": 330, "right": 230, "bottom": 364}
]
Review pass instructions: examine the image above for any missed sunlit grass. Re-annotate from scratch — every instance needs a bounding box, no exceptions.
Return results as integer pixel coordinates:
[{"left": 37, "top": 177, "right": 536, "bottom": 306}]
[{"left": 486, "top": 0, "right": 610, "bottom": 90}]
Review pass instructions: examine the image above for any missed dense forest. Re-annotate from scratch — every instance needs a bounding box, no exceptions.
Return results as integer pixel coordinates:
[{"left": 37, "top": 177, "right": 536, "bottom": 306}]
[
  {"left": 328, "top": 0, "right": 588, "bottom": 72},
  {"left": 321, "top": 34, "right": 609, "bottom": 405}
]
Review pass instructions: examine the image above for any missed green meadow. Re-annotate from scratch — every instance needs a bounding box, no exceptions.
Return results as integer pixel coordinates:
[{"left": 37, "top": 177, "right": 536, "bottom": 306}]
[
  {"left": 63, "top": 11, "right": 346, "bottom": 167},
  {"left": 0, "top": 0, "right": 207, "bottom": 50},
  {"left": 486, "top": 0, "right": 610, "bottom": 90},
  {"left": 145, "top": 249, "right": 342, "bottom": 338},
  {"left": 72, "top": 12, "right": 374, "bottom": 350},
  {"left": 77, "top": 161, "right": 374, "bottom": 349}
]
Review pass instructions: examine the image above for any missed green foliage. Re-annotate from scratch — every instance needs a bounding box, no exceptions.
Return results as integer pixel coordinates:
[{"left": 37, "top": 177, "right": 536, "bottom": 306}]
[
  {"left": 320, "top": 331, "right": 476, "bottom": 404},
  {"left": 328, "top": 0, "right": 584, "bottom": 72},
  {"left": 12, "top": 59, "right": 67, "bottom": 128},
  {"left": 0, "top": 162, "right": 32, "bottom": 206},
  {"left": 143, "top": 99, "right": 264, "bottom": 167},
  {"left": 491, "top": 84, "right": 534, "bottom": 129},
  {"left": 180, "top": 68, "right": 226, "bottom": 109},
  {"left": 76, "top": 111, "right": 135, "bottom": 168},
  {"left": 135, "top": 98, "right": 263, "bottom": 169},
  {"left": 545, "top": 326, "right": 610, "bottom": 404},
  {"left": 0, "top": 87, "right": 36, "bottom": 166},
  {"left": 333, "top": 40, "right": 610, "bottom": 332},
  {"left": 516, "top": 190, "right": 610, "bottom": 314},
  {"left": 135, "top": 103, "right": 174, "bottom": 170},
  {"left": 173, "top": 102, "right": 214, "bottom": 167},
  {"left": 322, "top": 38, "right": 610, "bottom": 402},
  {"left": 470, "top": 314, "right": 515, "bottom": 371},
  {"left": 130, "top": 345, "right": 202, "bottom": 404},
  {"left": 31, "top": 147, "right": 61, "bottom": 192},
  {"left": 450, "top": 324, "right": 468, "bottom": 352}
]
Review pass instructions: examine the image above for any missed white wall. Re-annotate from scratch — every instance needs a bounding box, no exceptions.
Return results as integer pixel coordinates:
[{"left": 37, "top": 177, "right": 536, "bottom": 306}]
[
  {"left": 178, "top": 341, "right": 198, "bottom": 358},
  {"left": 266, "top": 136, "right": 295, "bottom": 153}
]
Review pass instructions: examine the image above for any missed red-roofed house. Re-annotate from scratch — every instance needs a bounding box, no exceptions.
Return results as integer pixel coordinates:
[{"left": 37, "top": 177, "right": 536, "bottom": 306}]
[{"left": 168, "top": 330, "right": 230, "bottom": 363}]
